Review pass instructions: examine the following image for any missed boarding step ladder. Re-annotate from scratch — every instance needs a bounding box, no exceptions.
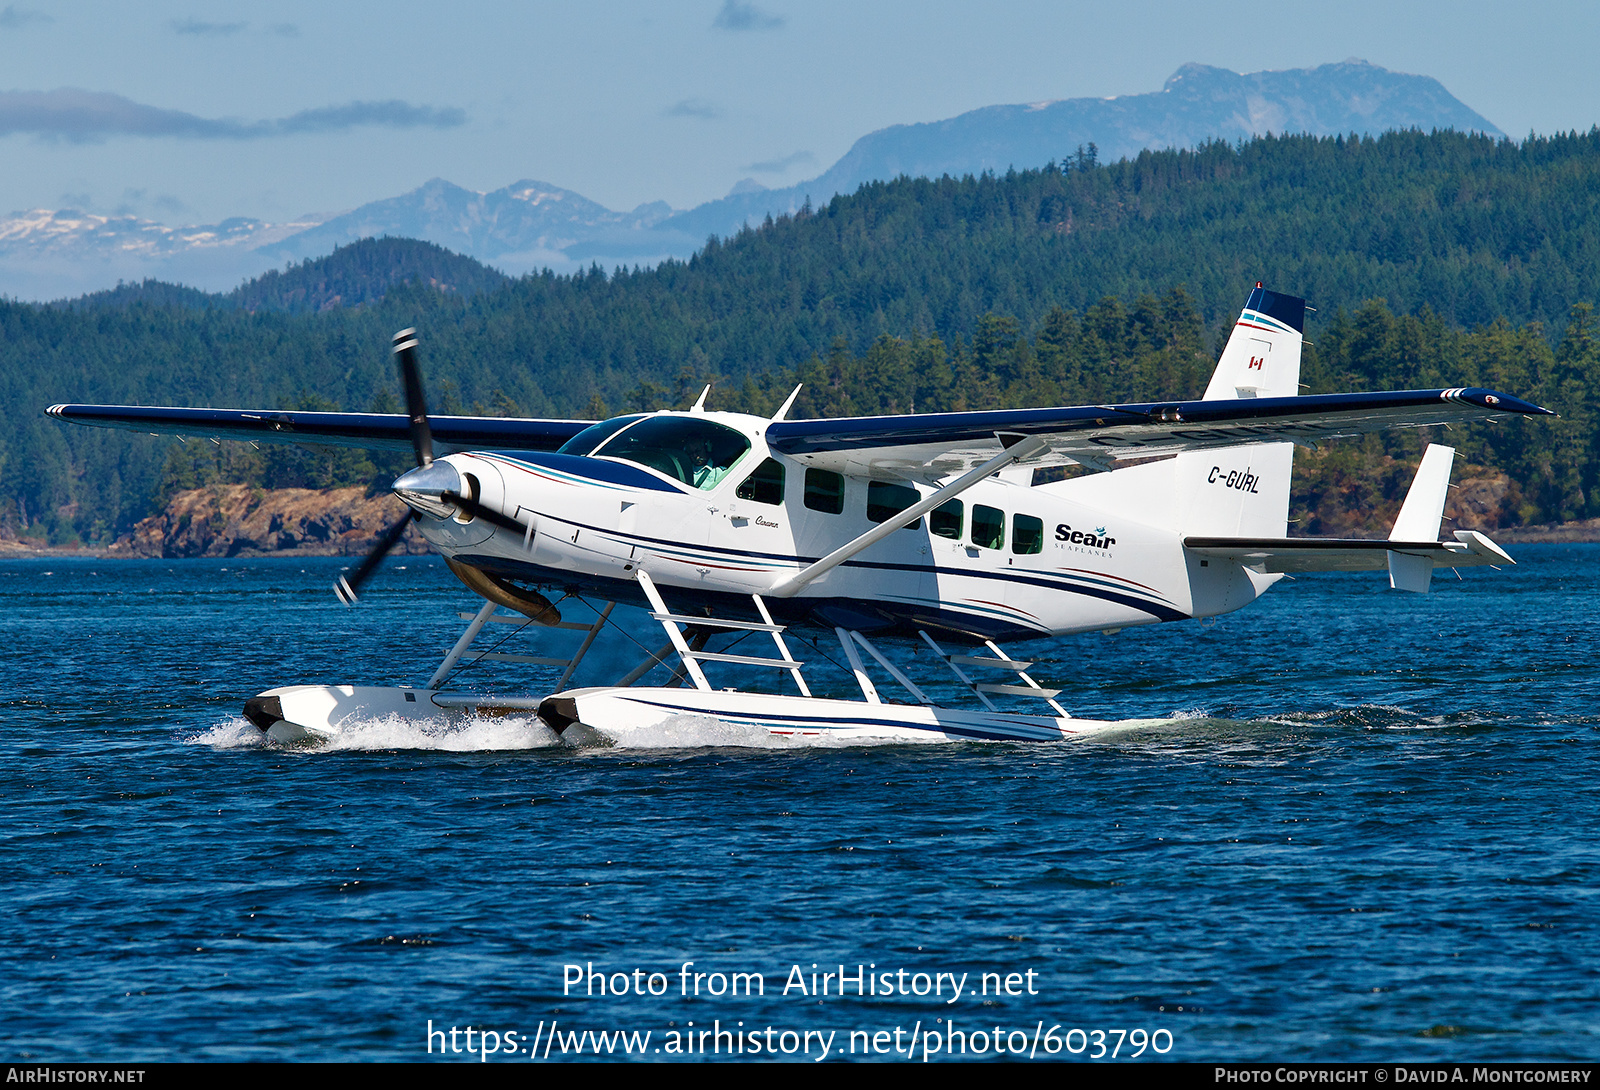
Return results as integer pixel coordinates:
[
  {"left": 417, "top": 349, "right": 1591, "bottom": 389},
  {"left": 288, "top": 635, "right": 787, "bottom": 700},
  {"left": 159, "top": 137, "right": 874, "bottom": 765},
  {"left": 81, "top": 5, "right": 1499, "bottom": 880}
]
[
  {"left": 427, "top": 598, "right": 615, "bottom": 692},
  {"left": 917, "top": 631, "right": 1069, "bottom": 717},
  {"left": 636, "top": 570, "right": 810, "bottom": 696}
]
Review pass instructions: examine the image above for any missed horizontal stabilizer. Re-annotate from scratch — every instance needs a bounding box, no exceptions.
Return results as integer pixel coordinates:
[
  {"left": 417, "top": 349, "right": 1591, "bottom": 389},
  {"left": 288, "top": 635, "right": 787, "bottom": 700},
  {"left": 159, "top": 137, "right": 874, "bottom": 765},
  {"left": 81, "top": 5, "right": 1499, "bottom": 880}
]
[{"left": 1184, "top": 531, "right": 1514, "bottom": 574}]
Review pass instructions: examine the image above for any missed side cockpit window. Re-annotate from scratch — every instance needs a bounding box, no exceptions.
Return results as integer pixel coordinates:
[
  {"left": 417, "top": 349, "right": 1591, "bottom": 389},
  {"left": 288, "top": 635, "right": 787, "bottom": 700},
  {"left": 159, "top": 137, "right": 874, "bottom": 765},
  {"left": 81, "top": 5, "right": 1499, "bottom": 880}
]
[{"left": 590, "top": 416, "right": 752, "bottom": 491}]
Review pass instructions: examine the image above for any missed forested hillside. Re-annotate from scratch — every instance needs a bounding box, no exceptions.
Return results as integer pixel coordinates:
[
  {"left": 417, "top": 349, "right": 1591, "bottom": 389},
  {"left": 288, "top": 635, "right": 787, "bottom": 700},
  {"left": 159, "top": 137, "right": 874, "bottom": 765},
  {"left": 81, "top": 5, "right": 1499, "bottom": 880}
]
[
  {"left": 57, "top": 237, "right": 507, "bottom": 314},
  {"left": 6, "top": 128, "right": 1599, "bottom": 544}
]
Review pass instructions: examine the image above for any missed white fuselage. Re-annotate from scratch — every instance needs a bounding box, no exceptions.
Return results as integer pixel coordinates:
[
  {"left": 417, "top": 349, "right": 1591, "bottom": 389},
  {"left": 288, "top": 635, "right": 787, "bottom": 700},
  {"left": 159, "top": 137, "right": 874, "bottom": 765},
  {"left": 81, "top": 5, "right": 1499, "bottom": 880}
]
[{"left": 406, "top": 411, "right": 1280, "bottom": 642}]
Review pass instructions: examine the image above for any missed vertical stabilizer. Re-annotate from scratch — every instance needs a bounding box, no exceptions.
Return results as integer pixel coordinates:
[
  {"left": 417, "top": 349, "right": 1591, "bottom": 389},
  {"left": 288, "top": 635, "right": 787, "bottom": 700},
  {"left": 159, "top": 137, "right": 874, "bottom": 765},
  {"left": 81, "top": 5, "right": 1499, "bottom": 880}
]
[
  {"left": 1203, "top": 283, "right": 1306, "bottom": 400},
  {"left": 1387, "top": 444, "right": 1456, "bottom": 593},
  {"left": 1176, "top": 284, "right": 1307, "bottom": 537}
]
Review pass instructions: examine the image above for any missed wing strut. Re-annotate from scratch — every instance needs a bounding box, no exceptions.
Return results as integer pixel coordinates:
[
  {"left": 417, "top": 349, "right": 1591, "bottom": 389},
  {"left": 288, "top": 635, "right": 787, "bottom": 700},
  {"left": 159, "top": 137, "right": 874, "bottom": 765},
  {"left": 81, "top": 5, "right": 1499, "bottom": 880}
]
[{"left": 766, "top": 433, "right": 1049, "bottom": 598}]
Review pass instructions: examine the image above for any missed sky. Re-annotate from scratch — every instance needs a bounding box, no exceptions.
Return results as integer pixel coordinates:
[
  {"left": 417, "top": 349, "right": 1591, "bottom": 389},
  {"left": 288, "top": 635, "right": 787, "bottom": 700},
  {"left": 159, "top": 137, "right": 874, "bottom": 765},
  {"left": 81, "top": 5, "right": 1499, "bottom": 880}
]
[{"left": 3, "top": 0, "right": 1600, "bottom": 227}]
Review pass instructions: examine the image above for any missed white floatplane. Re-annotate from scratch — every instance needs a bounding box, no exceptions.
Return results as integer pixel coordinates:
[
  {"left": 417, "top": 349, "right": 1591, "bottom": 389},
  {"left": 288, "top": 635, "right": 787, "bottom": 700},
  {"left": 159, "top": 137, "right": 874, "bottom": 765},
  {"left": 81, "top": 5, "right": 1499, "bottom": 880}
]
[{"left": 48, "top": 285, "right": 1550, "bottom": 745}]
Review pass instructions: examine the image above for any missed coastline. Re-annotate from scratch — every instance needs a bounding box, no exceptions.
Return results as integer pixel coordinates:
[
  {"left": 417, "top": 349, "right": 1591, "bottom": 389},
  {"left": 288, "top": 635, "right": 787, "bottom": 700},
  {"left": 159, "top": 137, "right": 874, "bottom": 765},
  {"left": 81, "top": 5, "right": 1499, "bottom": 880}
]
[{"left": 0, "top": 484, "right": 432, "bottom": 560}]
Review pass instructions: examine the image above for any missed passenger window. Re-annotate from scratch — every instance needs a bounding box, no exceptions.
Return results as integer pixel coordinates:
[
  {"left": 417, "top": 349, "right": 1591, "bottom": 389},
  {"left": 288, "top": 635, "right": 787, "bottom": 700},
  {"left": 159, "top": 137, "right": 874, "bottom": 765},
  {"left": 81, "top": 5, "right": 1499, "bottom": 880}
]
[
  {"left": 930, "top": 499, "right": 963, "bottom": 540},
  {"left": 803, "top": 468, "right": 844, "bottom": 514},
  {"left": 867, "top": 481, "right": 922, "bottom": 531},
  {"left": 1012, "top": 513, "right": 1043, "bottom": 555},
  {"left": 735, "top": 458, "right": 785, "bottom": 505},
  {"left": 971, "top": 505, "right": 1004, "bottom": 549}
]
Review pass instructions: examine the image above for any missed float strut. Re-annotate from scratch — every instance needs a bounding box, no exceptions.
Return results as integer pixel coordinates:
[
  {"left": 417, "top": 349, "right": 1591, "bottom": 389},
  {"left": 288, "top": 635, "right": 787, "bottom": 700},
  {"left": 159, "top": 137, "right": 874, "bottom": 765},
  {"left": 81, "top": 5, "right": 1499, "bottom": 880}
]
[{"left": 427, "top": 600, "right": 498, "bottom": 689}]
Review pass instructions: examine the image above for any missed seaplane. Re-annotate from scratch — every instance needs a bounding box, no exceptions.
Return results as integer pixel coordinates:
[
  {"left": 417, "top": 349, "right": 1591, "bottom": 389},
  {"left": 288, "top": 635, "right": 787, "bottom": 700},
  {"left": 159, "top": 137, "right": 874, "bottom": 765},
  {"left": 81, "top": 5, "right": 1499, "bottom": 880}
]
[{"left": 47, "top": 284, "right": 1551, "bottom": 745}]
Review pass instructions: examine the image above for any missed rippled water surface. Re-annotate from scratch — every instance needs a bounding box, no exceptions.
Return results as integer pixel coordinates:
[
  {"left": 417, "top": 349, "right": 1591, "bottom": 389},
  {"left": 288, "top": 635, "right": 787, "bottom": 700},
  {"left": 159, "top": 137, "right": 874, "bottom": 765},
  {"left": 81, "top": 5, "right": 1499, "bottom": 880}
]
[{"left": 2, "top": 548, "right": 1596, "bottom": 1061}]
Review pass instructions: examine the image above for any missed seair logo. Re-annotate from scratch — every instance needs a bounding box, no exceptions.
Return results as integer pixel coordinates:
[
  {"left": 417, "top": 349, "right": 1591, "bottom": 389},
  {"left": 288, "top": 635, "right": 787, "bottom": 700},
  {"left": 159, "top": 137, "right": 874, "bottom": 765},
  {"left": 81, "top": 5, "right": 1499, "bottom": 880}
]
[
  {"left": 1207, "top": 465, "right": 1262, "bottom": 494},
  {"left": 1056, "top": 524, "right": 1116, "bottom": 550}
]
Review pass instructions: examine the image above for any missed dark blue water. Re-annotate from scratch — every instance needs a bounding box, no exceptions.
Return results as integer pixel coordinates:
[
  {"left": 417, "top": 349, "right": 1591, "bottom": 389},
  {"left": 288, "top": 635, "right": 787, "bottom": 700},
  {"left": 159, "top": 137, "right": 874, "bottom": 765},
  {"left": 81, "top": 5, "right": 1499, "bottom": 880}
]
[{"left": 2, "top": 548, "right": 1596, "bottom": 1062}]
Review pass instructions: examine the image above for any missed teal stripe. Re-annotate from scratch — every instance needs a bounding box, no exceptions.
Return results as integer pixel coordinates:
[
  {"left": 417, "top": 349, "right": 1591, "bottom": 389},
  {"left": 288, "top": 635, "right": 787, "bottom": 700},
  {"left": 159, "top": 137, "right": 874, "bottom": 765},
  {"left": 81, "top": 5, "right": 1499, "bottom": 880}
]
[{"left": 1241, "top": 309, "right": 1293, "bottom": 334}]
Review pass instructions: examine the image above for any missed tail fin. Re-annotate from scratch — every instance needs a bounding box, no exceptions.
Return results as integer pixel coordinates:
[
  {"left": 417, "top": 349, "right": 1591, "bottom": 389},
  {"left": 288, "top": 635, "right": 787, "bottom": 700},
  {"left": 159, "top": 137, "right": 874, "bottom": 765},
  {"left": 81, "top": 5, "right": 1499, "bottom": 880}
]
[
  {"left": 1176, "top": 284, "right": 1307, "bottom": 537},
  {"left": 1202, "top": 283, "right": 1307, "bottom": 400}
]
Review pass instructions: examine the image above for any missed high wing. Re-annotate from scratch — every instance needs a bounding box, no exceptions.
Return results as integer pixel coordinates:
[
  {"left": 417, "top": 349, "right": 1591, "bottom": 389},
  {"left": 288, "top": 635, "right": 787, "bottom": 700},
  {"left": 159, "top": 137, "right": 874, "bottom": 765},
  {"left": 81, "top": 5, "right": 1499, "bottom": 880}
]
[
  {"left": 48, "top": 387, "right": 1550, "bottom": 470},
  {"left": 44, "top": 404, "right": 593, "bottom": 455},
  {"left": 765, "top": 387, "right": 1553, "bottom": 475}
]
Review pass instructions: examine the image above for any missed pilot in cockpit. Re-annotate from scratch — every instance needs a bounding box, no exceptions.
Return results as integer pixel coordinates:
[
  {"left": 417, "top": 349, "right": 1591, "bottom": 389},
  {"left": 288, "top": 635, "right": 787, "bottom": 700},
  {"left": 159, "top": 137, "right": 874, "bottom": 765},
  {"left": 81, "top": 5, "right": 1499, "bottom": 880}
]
[{"left": 689, "top": 437, "right": 731, "bottom": 490}]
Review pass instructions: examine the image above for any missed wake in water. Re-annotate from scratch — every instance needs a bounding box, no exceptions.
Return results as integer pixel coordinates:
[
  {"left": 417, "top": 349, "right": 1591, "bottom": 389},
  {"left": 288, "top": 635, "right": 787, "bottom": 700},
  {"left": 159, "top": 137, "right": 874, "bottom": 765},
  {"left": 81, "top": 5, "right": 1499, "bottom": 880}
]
[
  {"left": 187, "top": 713, "right": 567, "bottom": 752},
  {"left": 1260, "top": 704, "right": 1518, "bottom": 732}
]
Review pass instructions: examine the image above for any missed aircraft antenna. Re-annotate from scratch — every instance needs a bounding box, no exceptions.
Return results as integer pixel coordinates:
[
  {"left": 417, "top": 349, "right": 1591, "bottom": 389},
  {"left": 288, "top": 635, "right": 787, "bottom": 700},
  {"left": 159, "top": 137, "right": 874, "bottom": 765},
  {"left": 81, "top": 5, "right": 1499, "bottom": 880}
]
[{"left": 771, "top": 383, "right": 804, "bottom": 422}]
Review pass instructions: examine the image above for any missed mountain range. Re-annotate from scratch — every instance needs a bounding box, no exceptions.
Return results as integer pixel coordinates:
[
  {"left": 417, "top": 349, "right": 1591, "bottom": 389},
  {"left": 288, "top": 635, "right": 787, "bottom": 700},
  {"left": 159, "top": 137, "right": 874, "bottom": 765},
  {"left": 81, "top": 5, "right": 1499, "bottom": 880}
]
[{"left": 0, "top": 60, "right": 1503, "bottom": 301}]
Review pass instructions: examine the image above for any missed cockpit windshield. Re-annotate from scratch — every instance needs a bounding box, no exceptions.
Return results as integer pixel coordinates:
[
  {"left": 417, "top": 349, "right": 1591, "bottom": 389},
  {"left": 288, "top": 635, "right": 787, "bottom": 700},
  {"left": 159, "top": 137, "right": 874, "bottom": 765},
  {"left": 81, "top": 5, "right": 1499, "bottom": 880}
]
[
  {"left": 591, "top": 416, "right": 751, "bottom": 491},
  {"left": 556, "top": 415, "right": 646, "bottom": 457}
]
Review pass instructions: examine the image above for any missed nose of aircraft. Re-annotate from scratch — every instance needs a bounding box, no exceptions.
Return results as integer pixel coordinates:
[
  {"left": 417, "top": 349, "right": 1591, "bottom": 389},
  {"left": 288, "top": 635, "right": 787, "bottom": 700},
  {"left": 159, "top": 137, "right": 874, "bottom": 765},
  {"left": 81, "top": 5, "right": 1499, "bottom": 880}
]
[{"left": 392, "top": 460, "right": 460, "bottom": 518}]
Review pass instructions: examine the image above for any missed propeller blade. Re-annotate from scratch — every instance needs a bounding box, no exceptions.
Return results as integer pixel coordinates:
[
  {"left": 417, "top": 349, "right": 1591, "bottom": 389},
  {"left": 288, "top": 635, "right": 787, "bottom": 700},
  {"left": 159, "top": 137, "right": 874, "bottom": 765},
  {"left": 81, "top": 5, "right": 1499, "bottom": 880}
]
[
  {"left": 333, "top": 509, "right": 415, "bottom": 605},
  {"left": 394, "top": 328, "right": 433, "bottom": 468},
  {"left": 441, "top": 489, "right": 529, "bottom": 536}
]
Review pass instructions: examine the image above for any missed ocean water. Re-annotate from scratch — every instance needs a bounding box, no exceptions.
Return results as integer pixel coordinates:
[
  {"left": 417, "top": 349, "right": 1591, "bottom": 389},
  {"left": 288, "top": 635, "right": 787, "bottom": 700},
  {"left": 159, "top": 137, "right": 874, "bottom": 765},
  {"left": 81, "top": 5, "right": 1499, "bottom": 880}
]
[{"left": 1, "top": 547, "right": 1595, "bottom": 1063}]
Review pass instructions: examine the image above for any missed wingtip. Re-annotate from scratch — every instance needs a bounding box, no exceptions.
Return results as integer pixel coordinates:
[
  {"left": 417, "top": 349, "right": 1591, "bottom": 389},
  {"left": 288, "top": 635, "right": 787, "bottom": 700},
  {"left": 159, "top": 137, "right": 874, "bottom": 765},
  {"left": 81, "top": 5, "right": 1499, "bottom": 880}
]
[{"left": 1451, "top": 388, "right": 1556, "bottom": 416}]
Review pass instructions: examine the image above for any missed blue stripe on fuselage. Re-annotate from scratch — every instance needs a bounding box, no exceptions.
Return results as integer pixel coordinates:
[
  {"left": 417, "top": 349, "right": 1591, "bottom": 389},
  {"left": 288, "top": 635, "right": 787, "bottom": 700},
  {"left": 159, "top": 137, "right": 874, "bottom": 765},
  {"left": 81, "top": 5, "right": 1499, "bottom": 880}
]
[
  {"left": 481, "top": 451, "right": 685, "bottom": 493},
  {"left": 487, "top": 504, "right": 1183, "bottom": 620}
]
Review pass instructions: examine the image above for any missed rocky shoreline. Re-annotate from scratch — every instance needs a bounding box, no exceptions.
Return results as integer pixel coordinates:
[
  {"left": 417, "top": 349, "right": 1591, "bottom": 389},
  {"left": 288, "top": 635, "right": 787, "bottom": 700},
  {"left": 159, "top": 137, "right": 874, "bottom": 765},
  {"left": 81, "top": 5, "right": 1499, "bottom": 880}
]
[
  {"left": 1493, "top": 518, "right": 1600, "bottom": 544},
  {"left": 0, "top": 484, "right": 432, "bottom": 559}
]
